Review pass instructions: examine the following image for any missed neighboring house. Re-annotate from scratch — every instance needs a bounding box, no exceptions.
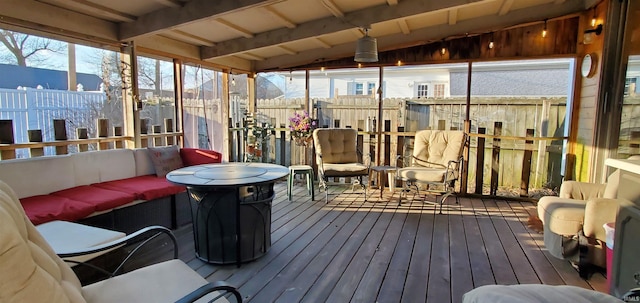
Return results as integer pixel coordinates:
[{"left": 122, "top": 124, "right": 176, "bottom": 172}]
[{"left": 0, "top": 64, "right": 102, "bottom": 91}]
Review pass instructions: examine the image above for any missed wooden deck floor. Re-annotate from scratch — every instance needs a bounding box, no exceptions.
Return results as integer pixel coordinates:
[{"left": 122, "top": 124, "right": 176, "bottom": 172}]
[{"left": 171, "top": 182, "right": 608, "bottom": 303}]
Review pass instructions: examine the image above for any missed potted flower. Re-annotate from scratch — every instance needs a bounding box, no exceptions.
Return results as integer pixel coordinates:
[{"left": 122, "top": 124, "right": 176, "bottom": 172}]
[{"left": 288, "top": 110, "right": 316, "bottom": 147}]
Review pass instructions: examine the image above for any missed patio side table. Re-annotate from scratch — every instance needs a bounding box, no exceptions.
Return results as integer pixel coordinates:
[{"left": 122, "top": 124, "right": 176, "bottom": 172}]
[
  {"left": 370, "top": 165, "right": 396, "bottom": 199},
  {"left": 288, "top": 165, "right": 315, "bottom": 201}
]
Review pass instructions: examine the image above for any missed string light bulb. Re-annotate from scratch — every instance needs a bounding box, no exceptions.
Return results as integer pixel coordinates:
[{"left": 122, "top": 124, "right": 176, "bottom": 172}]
[
  {"left": 488, "top": 32, "right": 494, "bottom": 49},
  {"left": 542, "top": 19, "right": 548, "bottom": 38},
  {"left": 591, "top": 8, "right": 597, "bottom": 27},
  {"left": 231, "top": 72, "right": 235, "bottom": 86},
  {"left": 440, "top": 39, "right": 447, "bottom": 55}
]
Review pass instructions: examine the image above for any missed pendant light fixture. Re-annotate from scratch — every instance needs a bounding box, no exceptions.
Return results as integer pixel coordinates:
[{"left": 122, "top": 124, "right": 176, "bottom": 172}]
[{"left": 354, "top": 27, "right": 378, "bottom": 62}]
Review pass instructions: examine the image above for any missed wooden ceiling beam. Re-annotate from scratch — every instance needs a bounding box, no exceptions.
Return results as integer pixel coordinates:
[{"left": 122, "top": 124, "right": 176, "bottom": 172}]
[
  {"left": 168, "top": 30, "right": 215, "bottom": 46},
  {"left": 39, "top": 0, "right": 136, "bottom": 22},
  {"left": 449, "top": 9, "right": 458, "bottom": 25},
  {"left": 152, "top": 0, "right": 182, "bottom": 8},
  {"left": 313, "top": 38, "right": 332, "bottom": 49},
  {"left": 387, "top": 0, "right": 398, "bottom": 5},
  {"left": 262, "top": 6, "right": 297, "bottom": 28},
  {"left": 215, "top": 18, "right": 254, "bottom": 38},
  {"left": 201, "top": 0, "right": 489, "bottom": 59},
  {"left": 499, "top": 0, "right": 514, "bottom": 16},
  {"left": 119, "top": 0, "right": 284, "bottom": 40},
  {"left": 254, "top": 0, "right": 585, "bottom": 71},
  {"left": 321, "top": 0, "right": 344, "bottom": 18},
  {"left": 397, "top": 19, "right": 410, "bottom": 34}
]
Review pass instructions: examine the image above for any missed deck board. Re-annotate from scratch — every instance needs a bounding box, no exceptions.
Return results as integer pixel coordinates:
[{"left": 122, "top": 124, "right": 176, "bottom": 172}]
[{"left": 159, "top": 182, "right": 608, "bottom": 303}]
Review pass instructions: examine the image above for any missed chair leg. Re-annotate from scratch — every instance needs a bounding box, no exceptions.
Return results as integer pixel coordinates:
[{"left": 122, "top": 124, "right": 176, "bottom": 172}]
[
  {"left": 287, "top": 171, "right": 293, "bottom": 201},
  {"left": 438, "top": 190, "right": 455, "bottom": 214}
]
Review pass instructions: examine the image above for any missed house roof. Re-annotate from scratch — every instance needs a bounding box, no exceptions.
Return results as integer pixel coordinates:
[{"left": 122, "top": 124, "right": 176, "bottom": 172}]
[
  {"left": 0, "top": 64, "right": 103, "bottom": 91},
  {"left": 3, "top": 0, "right": 595, "bottom": 72}
]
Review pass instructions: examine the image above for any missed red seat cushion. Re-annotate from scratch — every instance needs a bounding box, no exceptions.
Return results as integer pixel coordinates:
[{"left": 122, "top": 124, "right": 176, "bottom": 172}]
[
  {"left": 51, "top": 185, "right": 137, "bottom": 211},
  {"left": 94, "top": 175, "right": 186, "bottom": 201},
  {"left": 21, "top": 195, "right": 96, "bottom": 225},
  {"left": 180, "top": 148, "right": 222, "bottom": 166}
]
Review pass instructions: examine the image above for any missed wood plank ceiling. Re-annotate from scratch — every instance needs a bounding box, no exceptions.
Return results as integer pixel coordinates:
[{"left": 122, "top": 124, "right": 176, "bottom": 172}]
[{"left": 1, "top": 0, "right": 596, "bottom": 72}]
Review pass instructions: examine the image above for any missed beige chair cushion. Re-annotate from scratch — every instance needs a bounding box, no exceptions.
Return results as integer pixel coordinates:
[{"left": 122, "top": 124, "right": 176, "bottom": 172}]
[
  {"left": 322, "top": 163, "right": 369, "bottom": 177},
  {"left": 313, "top": 128, "right": 359, "bottom": 164},
  {"left": 82, "top": 259, "right": 227, "bottom": 303},
  {"left": 412, "top": 130, "right": 465, "bottom": 168},
  {"left": 0, "top": 181, "right": 85, "bottom": 303},
  {"left": 397, "top": 167, "right": 450, "bottom": 182},
  {"left": 537, "top": 196, "right": 586, "bottom": 235}
]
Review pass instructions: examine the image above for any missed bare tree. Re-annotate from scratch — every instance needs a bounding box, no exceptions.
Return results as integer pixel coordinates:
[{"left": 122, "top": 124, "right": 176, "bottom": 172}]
[{"left": 0, "top": 30, "right": 66, "bottom": 67}]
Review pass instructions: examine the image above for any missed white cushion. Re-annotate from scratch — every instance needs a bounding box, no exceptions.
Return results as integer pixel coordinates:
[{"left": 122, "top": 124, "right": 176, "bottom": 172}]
[
  {"left": 37, "top": 221, "right": 126, "bottom": 264},
  {"left": 463, "top": 285, "right": 623, "bottom": 303},
  {"left": 82, "top": 259, "right": 229, "bottom": 303},
  {"left": 70, "top": 149, "right": 136, "bottom": 184},
  {"left": 133, "top": 148, "right": 156, "bottom": 176},
  {"left": 0, "top": 155, "right": 75, "bottom": 199}
]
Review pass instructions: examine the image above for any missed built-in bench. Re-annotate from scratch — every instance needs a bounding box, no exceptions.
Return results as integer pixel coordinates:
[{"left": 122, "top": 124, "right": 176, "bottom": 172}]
[{"left": 0, "top": 147, "right": 221, "bottom": 233}]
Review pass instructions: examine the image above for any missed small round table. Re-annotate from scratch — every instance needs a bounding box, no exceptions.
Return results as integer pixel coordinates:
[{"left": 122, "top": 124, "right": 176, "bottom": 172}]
[{"left": 166, "top": 163, "right": 289, "bottom": 266}]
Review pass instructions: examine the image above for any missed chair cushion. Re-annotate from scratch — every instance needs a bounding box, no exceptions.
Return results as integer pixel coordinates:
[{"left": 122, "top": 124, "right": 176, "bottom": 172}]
[
  {"left": 537, "top": 196, "right": 586, "bottom": 235},
  {"left": 20, "top": 195, "right": 96, "bottom": 225},
  {"left": 313, "top": 128, "right": 359, "bottom": 164},
  {"left": 463, "top": 284, "right": 623, "bottom": 303},
  {"left": 94, "top": 175, "right": 186, "bottom": 201},
  {"left": 322, "top": 163, "right": 369, "bottom": 177},
  {"left": 397, "top": 166, "right": 452, "bottom": 182},
  {"left": 82, "top": 259, "right": 229, "bottom": 303},
  {"left": 0, "top": 181, "right": 85, "bottom": 303},
  {"left": 51, "top": 186, "right": 137, "bottom": 212},
  {"left": 413, "top": 130, "right": 465, "bottom": 168}
]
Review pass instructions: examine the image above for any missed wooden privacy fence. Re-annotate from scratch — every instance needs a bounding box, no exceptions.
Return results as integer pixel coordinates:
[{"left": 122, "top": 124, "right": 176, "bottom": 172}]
[
  {"left": 229, "top": 118, "right": 566, "bottom": 196},
  {"left": 0, "top": 118, "right": 181, "bottom": 160}
]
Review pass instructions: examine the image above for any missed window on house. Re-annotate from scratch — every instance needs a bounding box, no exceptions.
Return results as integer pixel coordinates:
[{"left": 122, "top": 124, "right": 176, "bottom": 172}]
[
  {"left": 434, "top": 83, "right": 445, "bottom": 98},
  {"left": 355, "top": 83, "right": 364, "bottom": 95},
  {"left": 367, "top": 82, "right": 376, "bottom": 95},
  {"left": 417, "top": 84, "right": 429, "bottom": 98},
  {"left": 625, "top": 77, "right": 637, "bottom": 96}
]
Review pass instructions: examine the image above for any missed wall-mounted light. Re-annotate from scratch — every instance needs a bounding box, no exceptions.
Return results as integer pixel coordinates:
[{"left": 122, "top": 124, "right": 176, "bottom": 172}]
[
  {"left": 591, "top": 7, "right": 597, "bottom": 27},
  {"left": 488, "top": 32, "right": 494, "bottom": 49},
  {"left": 440, "top": 39, "right": 447, "bottom": 55},
  {"left": 583, "top": 24, "right": 604, "bottom": 44},
  {"left": 542, "top": 19, "right": 548, "bottom": 38},
  {"left": 397, "top": 60, "right": 402, "bottom": 66}
]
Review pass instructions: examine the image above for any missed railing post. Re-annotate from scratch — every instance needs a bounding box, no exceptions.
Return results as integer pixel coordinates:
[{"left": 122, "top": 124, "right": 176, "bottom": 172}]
[
  {"left": 475, "top": 127, "right": 486, "bottom": 195},
  {"left": 520, "top": 129, "right": 534, "bottom": 197},
  {"left": 153, "top": 125, "right": 162, "bottom": 147},
  {"left": 165, "top": 118, "right": 174, "bottom": 146},
  {"left": 77, "top": 128, "right": 89, "bottom": 152},
  {"left": 490, "top": 122, "right": 502, "bottom": 196},
  {"left": 141, "top": 119, "right": 149, "bottom": 148},
  {"left": 53, "top": 119, "right": 68, "bottom": 155},
  {"left": 97, "top": 118, "right": 109, "bottom": 150},
  {"left": 114, "top": 126, "right": 123, "bottom": 149},
  {"left": 28, "top": 129, "right": 44, "bottom": 157},
  {"left": 384, "top": 120, "right": 391, "bottom": 166},
  {"left": 460, "top": 120, "right": 470, "bottom": 195},
  {"left": 0, "top": 120, "right": 16, "bottom": 160}
]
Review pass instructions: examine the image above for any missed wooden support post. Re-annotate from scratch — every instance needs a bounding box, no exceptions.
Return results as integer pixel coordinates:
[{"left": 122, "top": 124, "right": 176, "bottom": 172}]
[
  {"left": 140, "top": 119, "right": 149, "bottom": 148},
  {"left": 279, "top": 125, "right": 286, "bottom": 166},
  {"left": 475, "top": 128, "right": 486, "bottom": 195},
  {"left": 460, "top": 120, "right": 470, "bottom": 195},
  {"left": 521, "top": 129, "right": 535, "bottom": 197},
  {"left": 153, "top": 125, "right": 162, "bottom": 146},
  {"left": 490, "top": 122, "right": 502, "bottom": 196},
  {"left": 114, "top": 126, "right": 123, "bottom": 149},
  {"left": 98, "top": 118, "right": 109, "bottom": 150},
  {"left": 0, "top": 120, "right": 16, "bottom": 160},
  {"left": 28, "top": 130, "right": 44, "bottom": 157},
  {"left": 77, "top": 128, "right": 89, "bottom": 152},
  {"left": 396, "top": 126, "right": 405, "bottom": 187},
  {"left": 384, "top": 120, "right": 391, "bottom": 166},
  {"left": 165, "top": 118, "right": 174, "bottom": 146},
  {"left": 53, "top": 119, "right": 68, "bottom": 155}
]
